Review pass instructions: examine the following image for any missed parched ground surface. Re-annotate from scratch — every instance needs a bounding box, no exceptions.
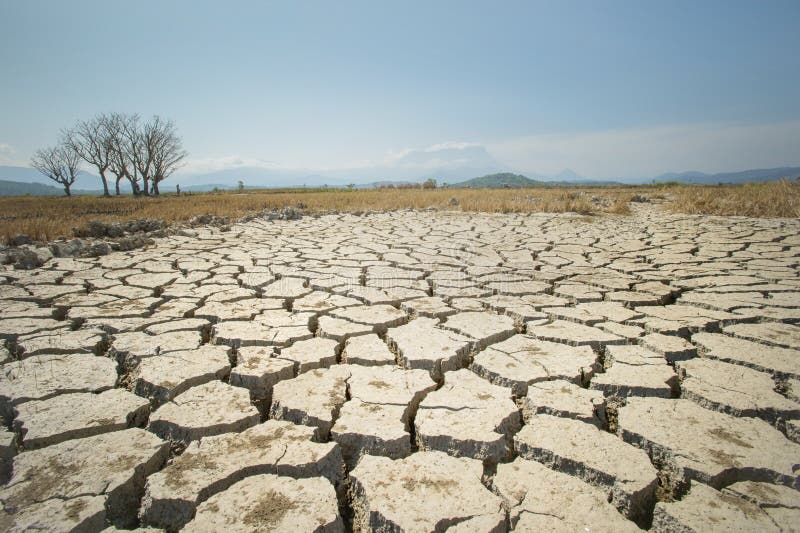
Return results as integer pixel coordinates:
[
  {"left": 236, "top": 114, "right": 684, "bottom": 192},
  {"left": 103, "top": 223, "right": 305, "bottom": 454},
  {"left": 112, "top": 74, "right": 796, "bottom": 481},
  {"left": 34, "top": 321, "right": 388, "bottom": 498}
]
[{"left": 1, "top": 204, "right": 799, "bottom": 532}]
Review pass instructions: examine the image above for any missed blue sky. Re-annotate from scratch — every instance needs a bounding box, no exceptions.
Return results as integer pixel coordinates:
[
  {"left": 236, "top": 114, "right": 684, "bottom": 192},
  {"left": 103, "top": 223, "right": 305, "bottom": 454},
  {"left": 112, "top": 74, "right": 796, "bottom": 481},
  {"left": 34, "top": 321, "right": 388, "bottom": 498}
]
[{"left": 1, "top": 0, "right": 799, "bottom": 179}]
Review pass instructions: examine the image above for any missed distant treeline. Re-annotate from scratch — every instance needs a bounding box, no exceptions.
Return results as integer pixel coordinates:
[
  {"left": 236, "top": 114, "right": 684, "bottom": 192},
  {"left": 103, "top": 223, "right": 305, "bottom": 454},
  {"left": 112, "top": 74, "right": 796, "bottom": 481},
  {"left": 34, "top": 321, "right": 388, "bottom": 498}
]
[{"left": 377, "top": 179, "right": 438, "bottom": 190}]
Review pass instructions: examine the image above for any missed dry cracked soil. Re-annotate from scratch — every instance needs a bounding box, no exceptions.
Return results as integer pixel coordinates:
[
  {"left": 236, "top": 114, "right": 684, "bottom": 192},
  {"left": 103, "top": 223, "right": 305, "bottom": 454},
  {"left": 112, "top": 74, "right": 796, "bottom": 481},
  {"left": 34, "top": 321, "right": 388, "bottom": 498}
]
[{"left": 0, "top": 203, "right": 799, "bottom": 532}]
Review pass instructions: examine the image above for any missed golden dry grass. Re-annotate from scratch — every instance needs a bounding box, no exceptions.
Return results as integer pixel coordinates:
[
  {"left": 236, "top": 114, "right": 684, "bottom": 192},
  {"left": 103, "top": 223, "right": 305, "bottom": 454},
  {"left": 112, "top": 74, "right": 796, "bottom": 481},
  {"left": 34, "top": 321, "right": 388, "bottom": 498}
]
[
  {"left": 1, "top": 181, "right": 796, "bottom": 244},
  {"left": 666, "top": 180, "right": 800, "bottom": 218},
  {"left": 0, "top": 187, "right": 636, "bottom": 243}
]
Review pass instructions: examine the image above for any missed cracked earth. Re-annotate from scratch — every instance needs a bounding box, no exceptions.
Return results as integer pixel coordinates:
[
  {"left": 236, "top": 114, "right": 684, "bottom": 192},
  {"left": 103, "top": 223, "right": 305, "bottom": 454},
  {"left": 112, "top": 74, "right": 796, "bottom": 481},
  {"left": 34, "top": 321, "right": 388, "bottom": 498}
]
[{"left": 1, "top": 203, "right": 799, "bottom": 532}]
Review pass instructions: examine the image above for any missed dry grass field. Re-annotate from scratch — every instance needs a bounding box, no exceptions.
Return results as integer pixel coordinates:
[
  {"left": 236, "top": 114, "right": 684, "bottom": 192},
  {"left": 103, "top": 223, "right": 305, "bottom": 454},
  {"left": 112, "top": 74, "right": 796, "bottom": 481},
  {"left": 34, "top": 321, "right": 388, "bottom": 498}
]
[
  {"left": 0, "top": 181, "right": 797, "bottom": 244},
  {"left": 666, "top": 179, "right": 800, "bottom": 218}
]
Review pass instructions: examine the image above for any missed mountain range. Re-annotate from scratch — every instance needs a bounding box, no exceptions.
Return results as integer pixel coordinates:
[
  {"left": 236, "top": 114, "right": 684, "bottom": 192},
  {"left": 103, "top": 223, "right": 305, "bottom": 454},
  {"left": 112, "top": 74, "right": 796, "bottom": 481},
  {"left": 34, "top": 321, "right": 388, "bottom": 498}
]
[
  {"left": 646, "top": 167, "right": 800, "bottom": 184},
  {"left": 1, "top": 165, "right": 798, "bottom": 197}
]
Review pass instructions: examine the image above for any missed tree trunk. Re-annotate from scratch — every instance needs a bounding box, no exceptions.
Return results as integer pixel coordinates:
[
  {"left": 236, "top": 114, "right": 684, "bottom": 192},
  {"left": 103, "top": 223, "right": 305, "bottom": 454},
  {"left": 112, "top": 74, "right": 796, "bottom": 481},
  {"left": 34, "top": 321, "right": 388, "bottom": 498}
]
[
  {"left": 115, "top": 176, "right": 122, "bottom": 195},
  {"left": 99, "top": 170, "right": 110, "bottom": 197},
  {"left": 152, "top": 180, "right": 160, "bottom": 196},
  {"left": 64, "top": 183, "right": 72, "bottom": 197}
]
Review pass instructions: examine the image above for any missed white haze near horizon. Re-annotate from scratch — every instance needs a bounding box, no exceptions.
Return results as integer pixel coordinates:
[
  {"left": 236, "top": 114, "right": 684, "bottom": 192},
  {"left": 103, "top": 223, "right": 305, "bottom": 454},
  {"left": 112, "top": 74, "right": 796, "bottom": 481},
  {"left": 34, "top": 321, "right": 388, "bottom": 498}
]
[
  {"left": 487, "top": 120, "right": 800, "bottom": 179},
  {"left": 3, "top": 120, "right": 799, "bottom": 183},
  {"left": 172, "top": 120, "right": 800, "bottom": 180}
]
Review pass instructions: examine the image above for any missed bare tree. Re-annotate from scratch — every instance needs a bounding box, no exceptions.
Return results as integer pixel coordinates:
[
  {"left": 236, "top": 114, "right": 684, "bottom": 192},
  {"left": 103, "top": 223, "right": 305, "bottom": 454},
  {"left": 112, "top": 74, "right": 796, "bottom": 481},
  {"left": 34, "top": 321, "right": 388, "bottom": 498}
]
[
  {"left": 105, "top": 113, "right": 128, "bottom": 195},
  {"left": 149, "top": 117, "right": 187, "bottom": 195},
  {"left": 125, "top": 114, "right": 155, "bottom": 195},
  {"left": 64, "top": 114, "right": 113, "bottom": 196},
  {"left": 106, "top": 113, "right": 142, "bottom": 195},
  {"left": 30, "top": 143, "right": 81, "bottom": 197}
]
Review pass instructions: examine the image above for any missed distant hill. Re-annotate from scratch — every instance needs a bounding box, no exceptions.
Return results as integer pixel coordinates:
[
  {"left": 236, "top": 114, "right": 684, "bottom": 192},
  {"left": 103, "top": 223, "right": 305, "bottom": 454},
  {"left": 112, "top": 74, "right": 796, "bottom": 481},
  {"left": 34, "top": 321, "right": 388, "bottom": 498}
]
[
  {"left": 552, "top": 168, "right": 582, "bottom": 181},
  {"left": 0, "top": 179, "right": 102, "bottom": 197},
  {"left": 450, "top": 172, "right": 624, "bottom": 188},
  {"left": 0, "top": 179, "right": 65, "bottom": 196},
  {"left": 0, "top": 165, "right": 105, "bottom": 191},
  {"left": 653, "top": 167, "right": 800, "bottom": 184},
  {"left": 451, "top": 173, "right": 543, "bottom": 188}
]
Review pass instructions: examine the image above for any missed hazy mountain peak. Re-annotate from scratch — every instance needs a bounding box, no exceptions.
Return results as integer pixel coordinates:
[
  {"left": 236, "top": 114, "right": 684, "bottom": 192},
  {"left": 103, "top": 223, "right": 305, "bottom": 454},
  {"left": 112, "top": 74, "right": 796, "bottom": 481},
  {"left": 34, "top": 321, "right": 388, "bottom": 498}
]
[{"left": 555, "top": 168, "right": 582, "bottom": 180}]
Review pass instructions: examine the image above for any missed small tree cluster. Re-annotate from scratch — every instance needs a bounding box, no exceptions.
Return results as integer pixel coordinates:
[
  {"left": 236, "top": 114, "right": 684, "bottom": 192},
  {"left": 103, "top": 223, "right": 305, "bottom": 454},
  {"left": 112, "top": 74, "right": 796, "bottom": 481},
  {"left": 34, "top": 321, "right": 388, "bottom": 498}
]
[
  {"left": 33, "top": 113, "right": 187, "bottom": 197},
  {"left": 378, "top": 179, "right": 438, "bottom": 190}
]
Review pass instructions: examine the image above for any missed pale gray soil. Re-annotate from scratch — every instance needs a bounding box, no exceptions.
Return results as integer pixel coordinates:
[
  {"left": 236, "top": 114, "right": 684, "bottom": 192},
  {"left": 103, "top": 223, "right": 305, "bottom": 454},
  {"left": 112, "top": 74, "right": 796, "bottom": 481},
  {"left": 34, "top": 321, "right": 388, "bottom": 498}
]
[{"left": 1, "top": 204, "right": 799, "bottom": 531}]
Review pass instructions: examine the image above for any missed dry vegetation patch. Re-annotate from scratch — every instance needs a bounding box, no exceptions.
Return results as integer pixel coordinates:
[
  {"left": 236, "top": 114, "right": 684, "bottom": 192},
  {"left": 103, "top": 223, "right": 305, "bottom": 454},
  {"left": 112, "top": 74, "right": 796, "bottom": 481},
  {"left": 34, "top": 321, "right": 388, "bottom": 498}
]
[
  {"left": 0, "top": 187, "right": 636, "bottom": 243},
  {"left": 666, "top": 180, "right": 800, "bottom": 218},
  {"left": 1, "top": 181, "right": 797, "bottom": 244}
]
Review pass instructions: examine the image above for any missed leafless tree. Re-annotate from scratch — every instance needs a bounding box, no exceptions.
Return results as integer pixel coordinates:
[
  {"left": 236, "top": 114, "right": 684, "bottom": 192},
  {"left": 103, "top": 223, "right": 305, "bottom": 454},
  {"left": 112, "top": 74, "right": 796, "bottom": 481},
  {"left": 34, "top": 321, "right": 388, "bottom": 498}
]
[
  {"left": 148, "top": 117, "right": 187, "bottom": 195},
  {"left": 106, "top": 113, "right": 142, "bottom": 195},
  {"left": 64, "top": 114, "right": 113, "bottom": 196},
  {"left": 121, "top": 115, "right": 187, "bottom": 196},
  {"left": 30, "top": 142, "right": 81, "bottom": 197},
  {"left": 105, "top": 113, "right": 129, "bottom": 195},
  {"left": 123, "top": 113, "right": 154, "bottom": 195}
]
